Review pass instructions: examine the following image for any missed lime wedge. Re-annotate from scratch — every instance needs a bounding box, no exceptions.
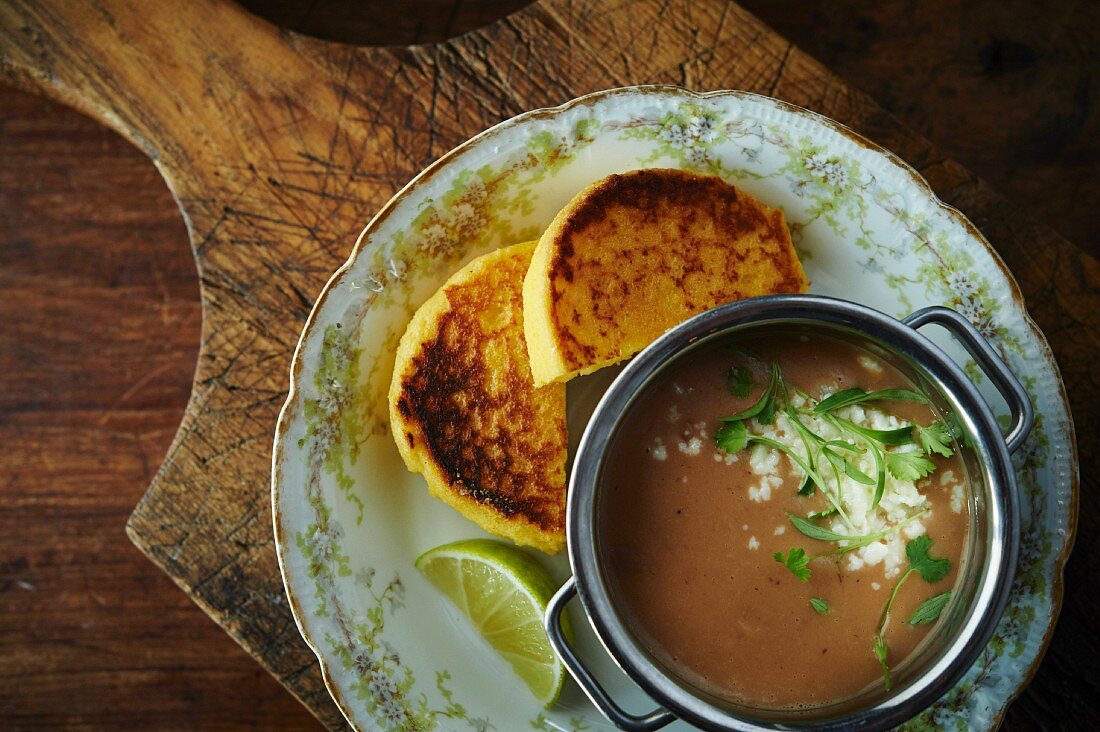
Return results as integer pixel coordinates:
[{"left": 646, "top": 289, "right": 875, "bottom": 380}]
[{"left": 415, "top": 539, "right": 566, "bottom": 707}]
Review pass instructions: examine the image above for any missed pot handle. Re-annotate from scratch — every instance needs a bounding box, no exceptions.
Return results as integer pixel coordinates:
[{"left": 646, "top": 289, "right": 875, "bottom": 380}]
[
  {"left": 903, "top": 306, "right": 1034, "bottom": 454},
  {"left": 545, "top": 578, "right": 677, "bottom": 731}
]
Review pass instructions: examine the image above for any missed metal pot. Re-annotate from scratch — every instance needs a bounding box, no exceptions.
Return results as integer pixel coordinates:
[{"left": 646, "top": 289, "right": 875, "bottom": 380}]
[{"left": 544, "top": 295, "right": 1033, "bottom": 731}]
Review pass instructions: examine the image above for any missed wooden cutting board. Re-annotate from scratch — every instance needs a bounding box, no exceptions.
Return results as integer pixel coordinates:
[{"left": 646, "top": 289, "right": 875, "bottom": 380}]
[{"left": 1, "top": 0, "right": 1091, "bottom": 727}]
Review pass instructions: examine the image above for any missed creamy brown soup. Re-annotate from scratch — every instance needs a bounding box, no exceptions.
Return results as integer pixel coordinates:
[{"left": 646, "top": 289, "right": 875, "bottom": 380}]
[{"left": 599, "top": 334, "right": 969, "bottom": 709}]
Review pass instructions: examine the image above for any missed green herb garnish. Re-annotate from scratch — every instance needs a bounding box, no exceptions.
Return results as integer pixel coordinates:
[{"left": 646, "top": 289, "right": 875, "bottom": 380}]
[
  {"left": 787, "top": 510, "right": 928, "bottom": 556},
  {"left": 714, "top": 421, "right": 750, "bottom": 453},
  {"left": 774, "top": 547, "right": 812, "bottom": 582},
  {"left": 797, "top": 474, "right": 816, "bottom": 496},
  {"left": 828, "top": 415, "right": 914, "bottom": 447},
  {"left": 872, "top": 635, "right": 891, "bottom": 691},
  {"left": 823, "top": 446, "right": 876, "bottom": 486},
  {"left": 787, "top": 514, "right": 855, "bottom": 543},
  {"left": 719, "top": 364, "right": 780, "bottom": 424},
  {"left": 813, "top": 387, "right": 929, "bottom": 413},
  {"left": 872, "top": 536, "right": 951, "bottom": 689},
  {"left": 904, "top": 535, "right": 951, "bottom": 583},
  {"left": 810, "top": 597, "right": 830, "bottom": 614},
  {"left": 918, "top": 421, "right": 955, "bottom": 458},
  {"left": 714, "top": 360, "right": 953, "bottom": 609},
  {"left": 716, "top": 420, "right": 852, "bottom": 527},
  {"left": 885, "top": 450, "right": 937, "bottom": 481},
  {"left": 908, "top": 591, "right": 952, "bottom": 625},
  {"left": 727, "top": 367, "right": 755, "bottom": 397}
]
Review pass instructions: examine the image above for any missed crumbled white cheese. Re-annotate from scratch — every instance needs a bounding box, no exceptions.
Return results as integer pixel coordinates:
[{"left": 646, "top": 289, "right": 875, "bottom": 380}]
[
  {"left": 940, "top": 469, "right": 965, "bottom": 513},
  {"left": 668, "top": 404, "right": 681, "bottom": 423},
  {"left": 670, "top": 422, "right": 708, "bottom": 457},
  {"left": 748, "top": 536, "right": 760, "bottom": 551},
  {"left": 749, "top": 444, "right": 780, "bottom": 475},
  {"left": 902, "top": 521, "right": 927, "bottom": 540},
  {"left": 672, "top": 383, "right": 685, "bottom": 396},
  {"left": 871, "top": 582, "right": 881, "bottom": 591},
  {"left": 678, "top": 437, "right": 703, "bottom": 456},
  {"left": 749, "top": 474, "right": 783, "bottom": 503},
  {"left": 774, "top": 526, "right": 786, "bottom": 536},
  {"left": 651, "top": 438, "right": 667, "bottom": 461},
  {"left": 742, "top": 524, "right": 749, "bottom": 531},
  {"left": 713, "top": 453, "right": 723, "bottom": 462},
  {"left": 859, "top": 355, "right": 884, "bottom": 374},
  {"left": 743, "top": 397, "right": 962, "bottom": 579},
  {"left": 861, "top": 541, "right": 888, "bottom": 566},
  {"left": 951, "top": 483, "right": 964, "bottom": 514}
]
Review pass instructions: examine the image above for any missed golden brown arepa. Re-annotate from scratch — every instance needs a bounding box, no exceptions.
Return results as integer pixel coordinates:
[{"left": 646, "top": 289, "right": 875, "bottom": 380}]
[
  {"left": 388, "top": 242, "right": 567, "bottom": 554},
  {"left": 523, "top": 169, "right": 808, "bottom": 386}
]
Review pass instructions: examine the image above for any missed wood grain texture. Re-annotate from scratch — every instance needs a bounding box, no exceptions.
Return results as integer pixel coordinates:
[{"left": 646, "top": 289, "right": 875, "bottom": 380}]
[
  {"left": 737, "top": 0, "right": 1099, "bottom": 261},
  {"left": 0, "top": 88, "right": 321, "bottom": 729},
  {"left": 241, "top": 0, "right": 1100, "bottom": 257},
  {"left": 0, "top": 0, "right": 1092, "bottom": 728}
]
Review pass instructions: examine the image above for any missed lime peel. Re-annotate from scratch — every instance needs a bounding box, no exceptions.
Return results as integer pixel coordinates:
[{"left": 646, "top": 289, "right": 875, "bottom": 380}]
[{"left": 415, "top": 539, "right": 566, "bottom": 707}]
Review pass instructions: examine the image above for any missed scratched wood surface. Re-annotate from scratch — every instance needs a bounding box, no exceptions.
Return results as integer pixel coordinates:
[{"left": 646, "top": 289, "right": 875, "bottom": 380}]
[{"left": 0, "top": 0, "right": 1093, "bottom": 728}]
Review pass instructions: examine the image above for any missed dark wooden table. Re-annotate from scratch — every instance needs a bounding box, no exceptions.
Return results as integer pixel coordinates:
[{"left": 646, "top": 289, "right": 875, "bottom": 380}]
[{"left": 0, "top": 0, "right": 1095, "bottom": 729}]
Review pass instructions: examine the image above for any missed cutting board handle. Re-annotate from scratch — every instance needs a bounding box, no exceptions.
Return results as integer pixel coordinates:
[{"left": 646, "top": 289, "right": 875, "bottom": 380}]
[{"left": 3, "top": 0, "right": 308, "bottom": 158}]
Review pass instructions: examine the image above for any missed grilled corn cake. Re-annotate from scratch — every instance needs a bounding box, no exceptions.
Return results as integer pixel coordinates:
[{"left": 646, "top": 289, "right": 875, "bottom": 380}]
[
  {"left": 523, "top": 169, "right": 808, "bottom": 386},
  {"left": 389, "top": 241, "right": 567, "bottom": 554}
]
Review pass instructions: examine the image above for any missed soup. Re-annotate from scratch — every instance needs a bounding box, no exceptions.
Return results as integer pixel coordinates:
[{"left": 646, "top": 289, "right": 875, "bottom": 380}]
[{"left": 598, "top": 333, "right": 969, "bottom": 709}]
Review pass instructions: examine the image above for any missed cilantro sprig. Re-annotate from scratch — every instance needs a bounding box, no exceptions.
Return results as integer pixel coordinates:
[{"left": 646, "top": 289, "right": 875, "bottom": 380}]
[
  {"left": 718, "top": 364, "right": 782, "bottom": 425},
  {"left": 787, "top": 510, "right": 928, "bottom": 556},
  {"left": 773, "top": 547, "right": 812, "bottom": 582},
  {"left": 918, "top": 421, "right": 955, "bottom": 458},
  {"left": 716, "top": 360, "right": 957, "bottom": 532},
  {"left": 727, "top": 367, "right": 755, "bottom": 397},
  {"left": 813, "top": 387, "right": 929, "bottom": 413},
  {"left": 872, "top": 536, "right": 952, "bottom": 690},
  {"left": 908, "top": 591, "right": 952, "bottom": 625},
  {"left": 714, "top": 355, "right": 962, "bottom": 664}
]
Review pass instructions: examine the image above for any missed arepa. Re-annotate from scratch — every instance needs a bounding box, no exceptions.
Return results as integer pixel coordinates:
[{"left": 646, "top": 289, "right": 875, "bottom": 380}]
[
  {"left": 523, "top": 169, "right": 808, "bottom": 386},
  {"left": 389, "top": 242, "right": 567, "bottom": 554}
]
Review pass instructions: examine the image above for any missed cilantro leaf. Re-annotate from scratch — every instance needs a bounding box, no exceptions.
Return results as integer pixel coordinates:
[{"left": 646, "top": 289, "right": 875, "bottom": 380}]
[
  {"left": 872, "top": 635, "right": 891, "bottom": 691},
  {"left": 787, "top": 512, "right": 926, "bottom": 552},
  {"left": 918, "top": 421, "right": 955, "bottom": 458},
  {"left": 726, "top": 366, "right": 755, "bottom": 397},
  {"left": 756, "top": 365, "right": 782, "bottom": 425},
  {"left": 830, "top": 415, "right": 914, "bottom": 447},
  {"left": 797, "top": 474, "right": 815, "bottom": 496},
  {"left": 885, "top": 450, "right": 936, "bottom": 481},
  {"left": 810, "top": 597, "right": 829, "bottom": 614},
  {"left": 908, "top": 591, "right": 952, "bottom": 625},
  {"left": 813, "top": 387, "right": 867, "bottom": 413},
  {"left": 905, "top": 535, "right": 951, "bottom": 583},
  {"left": 788, "top": 514, "right": 852, "bottom": 542},
  {"left": 715, "top": 421, "right": 749, "bottom": 453},
  {"left": 773, "top": 547, "right": 812, "bottom": 582},
  {"left": 870, "top": 444, "right": 886, "bottom": 509},
  {"left": 873, "top": 535, "right": 952, "bottom": 688},
  {"left": 824, "top": 439, "right": 864, "bottom": 453},
  {"left": 814, "top": 387, "right": 928, "bottom": 413},
  {"left": 718, "top": 371, "right": 775, "bottom": 422},
  {"left": 822, "top": 447, "right": 875, "bottom": 486}
]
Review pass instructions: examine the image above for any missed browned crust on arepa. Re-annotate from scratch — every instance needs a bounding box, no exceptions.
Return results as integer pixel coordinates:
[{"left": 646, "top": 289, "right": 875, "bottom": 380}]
[
  {"left": 390, "top": 243, "right": 566, "bottom": 551},
  {"left": 543, "top": 169, "right": 806, "bottom": 375}
]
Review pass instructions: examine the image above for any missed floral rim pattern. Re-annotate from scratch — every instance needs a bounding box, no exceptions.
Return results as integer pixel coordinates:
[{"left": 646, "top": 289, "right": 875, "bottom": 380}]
[{"left": 272, "top": 86, "right": 1076, "bottom": 731}]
